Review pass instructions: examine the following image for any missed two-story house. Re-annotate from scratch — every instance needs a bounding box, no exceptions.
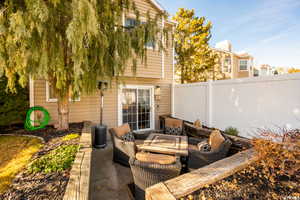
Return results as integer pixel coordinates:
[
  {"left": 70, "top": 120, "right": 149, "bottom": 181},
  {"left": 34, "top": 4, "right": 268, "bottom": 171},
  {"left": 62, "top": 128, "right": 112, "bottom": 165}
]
[
  {"left": 29, "top": 0, "right": 174, "bottom": 131},
  {"left": 212, "top": 40, "right": 254, "bottom": 79}
]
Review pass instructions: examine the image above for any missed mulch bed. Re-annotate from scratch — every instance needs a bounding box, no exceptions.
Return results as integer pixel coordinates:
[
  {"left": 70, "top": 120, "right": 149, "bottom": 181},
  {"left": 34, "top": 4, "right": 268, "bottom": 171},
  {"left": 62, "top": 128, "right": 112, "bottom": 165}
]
[
  {"left": 0, "top": 123, "right": 84, "bottom": 200},
  {"left": 186, "top": 166, "right": 300, "bottom": 200}
]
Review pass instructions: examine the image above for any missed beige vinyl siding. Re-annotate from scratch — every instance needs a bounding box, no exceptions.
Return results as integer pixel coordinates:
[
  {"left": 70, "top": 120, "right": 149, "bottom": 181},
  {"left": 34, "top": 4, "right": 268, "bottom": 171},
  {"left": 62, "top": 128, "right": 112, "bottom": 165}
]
[
  {"left": 32, "top": 0, "right": 174, "bottom": 130},
  {"left": 233, "top": 56, "right": 251, "bottom": 78},
  {"left": 34, "top": 78, "right": 171, "bottom": 130},
  {"left": 164, "top": 24, "right": 174, "bottom": 82},
  {"left": 34, "top": 80, "right": 101, "bottom": 125},
  {"left": 123, "top": 0, "right": 164, "bottom": 79}
]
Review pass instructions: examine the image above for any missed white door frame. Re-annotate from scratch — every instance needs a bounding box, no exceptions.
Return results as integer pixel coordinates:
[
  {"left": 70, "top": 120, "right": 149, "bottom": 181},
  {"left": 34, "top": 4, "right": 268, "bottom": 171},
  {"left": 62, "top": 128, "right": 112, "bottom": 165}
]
[{"left": 118, "top": 85, "right": 155, "bottom": 131}]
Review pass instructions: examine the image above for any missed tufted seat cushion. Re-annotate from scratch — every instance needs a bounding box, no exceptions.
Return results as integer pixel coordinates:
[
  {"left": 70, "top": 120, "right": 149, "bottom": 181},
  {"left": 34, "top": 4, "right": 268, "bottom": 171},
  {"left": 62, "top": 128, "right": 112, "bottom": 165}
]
[{"left": 136, "top": 152, "right": 176, "bottom": 165}]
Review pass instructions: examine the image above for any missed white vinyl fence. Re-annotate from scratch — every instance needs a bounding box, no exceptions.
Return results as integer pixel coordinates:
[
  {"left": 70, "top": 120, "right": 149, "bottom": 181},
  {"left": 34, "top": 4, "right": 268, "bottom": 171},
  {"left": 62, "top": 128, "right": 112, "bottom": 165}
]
[{"left": 173, "top": 73, "right": 300, "bottom": 138}]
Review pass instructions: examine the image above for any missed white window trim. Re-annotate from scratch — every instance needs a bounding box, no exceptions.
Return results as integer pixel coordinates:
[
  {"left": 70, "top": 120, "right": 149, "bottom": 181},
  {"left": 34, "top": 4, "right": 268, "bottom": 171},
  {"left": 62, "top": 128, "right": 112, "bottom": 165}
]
[
  {"left": 239, "top": 59, "right": 249, "bottom": 71},
  {"left": 46, "top": 81, "right": 80, "bottom": 103},
  {"left": 118, "top": 84, "right": 155, "bottom": 131},
  {"left": 222, "top": 57, "right": 231, "bottom": 73}
]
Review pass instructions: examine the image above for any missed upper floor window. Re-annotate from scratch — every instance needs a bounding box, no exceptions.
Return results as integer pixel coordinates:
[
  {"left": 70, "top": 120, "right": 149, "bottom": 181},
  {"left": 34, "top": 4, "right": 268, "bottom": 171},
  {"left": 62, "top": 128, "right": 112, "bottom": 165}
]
[
  {"left": 125, "top": 18, "right": 139, "bottom": 28},
  {"left": 125, "top": 17, "right": 155, "bottom": 49},
  {"left": 239, "top": 59, "right": 248, "bottom": 71},
  {"left": 223, "top": 57, "right": 231, "bottom": 73},
  {"left": 46, "top": 82, "right": 80, "bottom": 103}
]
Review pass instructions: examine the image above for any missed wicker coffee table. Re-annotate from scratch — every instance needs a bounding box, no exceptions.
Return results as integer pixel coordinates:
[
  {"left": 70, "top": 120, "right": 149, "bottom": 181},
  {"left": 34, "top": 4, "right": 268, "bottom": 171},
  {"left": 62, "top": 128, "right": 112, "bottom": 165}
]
[{"left": 137, "top": 133, "right": 188, "bottom": 156}]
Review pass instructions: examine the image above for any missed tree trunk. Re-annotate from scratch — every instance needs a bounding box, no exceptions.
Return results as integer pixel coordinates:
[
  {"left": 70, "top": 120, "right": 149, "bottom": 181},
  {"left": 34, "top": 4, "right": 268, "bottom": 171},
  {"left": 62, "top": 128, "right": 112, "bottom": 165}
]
[{"left": 57, "top": 94, "right": 69, "bottom": 130}]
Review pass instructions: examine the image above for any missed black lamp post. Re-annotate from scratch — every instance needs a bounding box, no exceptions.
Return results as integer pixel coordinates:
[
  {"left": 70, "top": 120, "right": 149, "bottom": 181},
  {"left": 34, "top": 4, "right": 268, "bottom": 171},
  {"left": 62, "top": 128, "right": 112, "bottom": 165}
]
[
  {"left": 98, "top": 81, "right": 108, "bottom": 125},
  {"left": 93, "top": 81, "right": 108, "bottom": 149}
]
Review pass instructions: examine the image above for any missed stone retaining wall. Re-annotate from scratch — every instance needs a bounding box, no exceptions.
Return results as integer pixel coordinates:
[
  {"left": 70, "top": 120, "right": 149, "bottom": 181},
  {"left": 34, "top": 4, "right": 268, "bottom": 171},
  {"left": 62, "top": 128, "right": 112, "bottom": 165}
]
[{"left": 63, "top": 121, "right": 93, "bottom": 200}]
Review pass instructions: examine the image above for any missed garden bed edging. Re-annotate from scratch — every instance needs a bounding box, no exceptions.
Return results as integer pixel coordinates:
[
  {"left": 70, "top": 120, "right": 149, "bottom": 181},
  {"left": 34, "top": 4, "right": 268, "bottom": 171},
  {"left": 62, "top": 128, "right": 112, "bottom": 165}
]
[
  {"left": 63, "top": 121, "right": 93, "bottom": 200},
  {"left": 146, "top": 148, "right": 259, "bottom": 200}
]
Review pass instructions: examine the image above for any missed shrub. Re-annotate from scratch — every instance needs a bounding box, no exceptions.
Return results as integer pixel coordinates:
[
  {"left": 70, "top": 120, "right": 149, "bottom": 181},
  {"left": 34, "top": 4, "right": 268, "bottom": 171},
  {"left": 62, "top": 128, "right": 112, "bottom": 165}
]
[
  {"left": 224, "top": 126, "right": 239, "bottom": 136},
  {"left": 62, "top": 133, "right": 80, "bottom": 141},
  {"left": 185, "top": 129, "right": 300, "bottom": 200},
  {"left": 252, "top": 129, "right": 300, "bottom": 182},
  {"left": 28, "top": 145, "right": 79, "bottom": 173},
  {"left": 0, "top": 76, "right": 29, "bottom": 126}
]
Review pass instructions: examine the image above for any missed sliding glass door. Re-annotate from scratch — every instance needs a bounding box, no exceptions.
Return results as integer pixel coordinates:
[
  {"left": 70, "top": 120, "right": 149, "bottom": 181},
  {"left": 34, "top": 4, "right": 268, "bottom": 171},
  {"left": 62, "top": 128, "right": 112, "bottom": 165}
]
[{"left": 120, "top": 86, "right": 154, "bottom": 131}]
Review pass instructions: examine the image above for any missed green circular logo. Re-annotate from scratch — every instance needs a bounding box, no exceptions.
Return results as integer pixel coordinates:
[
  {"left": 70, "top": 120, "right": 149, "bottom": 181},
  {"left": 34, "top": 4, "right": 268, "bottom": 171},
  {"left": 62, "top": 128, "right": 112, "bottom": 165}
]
[{"left": 25, "top": 106, "right": 51, "bottom": 131}]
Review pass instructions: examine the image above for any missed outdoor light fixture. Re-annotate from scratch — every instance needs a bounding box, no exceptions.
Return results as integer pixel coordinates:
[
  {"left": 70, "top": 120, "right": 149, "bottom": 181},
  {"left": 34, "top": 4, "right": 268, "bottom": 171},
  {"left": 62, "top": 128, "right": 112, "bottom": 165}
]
[
  {"left": 97, "top": 81, "right": 108, "bottom": 91},
  {"left": 154, "top": 85, "right": 161, "bottom": 101},
  {"left": 97, "top": 81, "right": 108, "bottom": 125}
]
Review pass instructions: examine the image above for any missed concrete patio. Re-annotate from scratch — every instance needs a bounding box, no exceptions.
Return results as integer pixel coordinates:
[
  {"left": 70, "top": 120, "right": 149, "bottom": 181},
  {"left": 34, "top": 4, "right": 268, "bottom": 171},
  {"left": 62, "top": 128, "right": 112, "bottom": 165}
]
[{"left": 90, "top": 141, "right": 133, "bottom": 200}]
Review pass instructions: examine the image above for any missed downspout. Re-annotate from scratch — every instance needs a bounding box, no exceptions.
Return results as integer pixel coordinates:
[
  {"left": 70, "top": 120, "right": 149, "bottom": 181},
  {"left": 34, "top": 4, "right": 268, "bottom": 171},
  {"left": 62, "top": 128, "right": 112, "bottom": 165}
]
[
  {"left": 29, "top": 76, "right": 35, "bottom": 108},
  {"left": 29, "top": 76, "right": 35, "bottom": 122},
  {"left": 161, "top": 17, "right": 165, "bottom": 79}
]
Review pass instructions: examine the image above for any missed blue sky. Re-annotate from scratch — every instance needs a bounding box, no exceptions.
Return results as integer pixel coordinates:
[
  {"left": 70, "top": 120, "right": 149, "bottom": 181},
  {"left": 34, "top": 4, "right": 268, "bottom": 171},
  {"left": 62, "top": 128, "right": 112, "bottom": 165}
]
[{"left": 159, "top": 0, "right": 300, "bottom": 68}]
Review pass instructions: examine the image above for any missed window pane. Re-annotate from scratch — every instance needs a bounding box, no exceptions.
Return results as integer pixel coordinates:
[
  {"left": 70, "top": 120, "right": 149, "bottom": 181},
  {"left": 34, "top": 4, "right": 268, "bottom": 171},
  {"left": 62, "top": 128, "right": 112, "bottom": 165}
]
[
  {"left": 240, "top": 60, "right": 248, "bottom": 70},
  {"left": 125, "top": 18, "right": 138, "bottom": 28},
  {"left": 145, "top": 41, "right": 155, "bottom": 48},
  {"left": 138, "top": 89, "right": 151, "bottom": 130},
  {"left": 48, "top": 83, "right": 57, "bottom": 100},
  {"left": 122, "top": 89, "right": 138, "bottom": 130}
]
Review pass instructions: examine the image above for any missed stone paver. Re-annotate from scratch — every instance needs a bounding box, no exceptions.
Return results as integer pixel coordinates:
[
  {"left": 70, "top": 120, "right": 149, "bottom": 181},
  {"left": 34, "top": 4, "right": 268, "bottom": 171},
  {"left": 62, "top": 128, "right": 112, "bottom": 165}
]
[{"left": 90, "top": 142, "right": 133, "bottom": 200}]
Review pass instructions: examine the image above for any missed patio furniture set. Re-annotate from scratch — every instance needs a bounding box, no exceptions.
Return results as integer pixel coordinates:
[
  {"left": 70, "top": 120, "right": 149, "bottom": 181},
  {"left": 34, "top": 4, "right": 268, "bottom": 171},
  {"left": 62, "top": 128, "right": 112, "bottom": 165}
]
[{"left": 109, "top": 118, "right": 232, "bottom": 200}]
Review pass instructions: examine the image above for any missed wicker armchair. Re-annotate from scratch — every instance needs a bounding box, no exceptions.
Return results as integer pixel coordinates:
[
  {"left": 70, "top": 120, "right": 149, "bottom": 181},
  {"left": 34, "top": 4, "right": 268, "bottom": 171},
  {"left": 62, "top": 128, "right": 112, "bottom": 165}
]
[
  {"left": 188, "top": 131, "right": 232, "bottom": 170},
  {"left": 109, "top": 124, "right": 162, "bottom": 166},
  {"left": 129, "top": 154, "right": 182, "bottom": 200}
]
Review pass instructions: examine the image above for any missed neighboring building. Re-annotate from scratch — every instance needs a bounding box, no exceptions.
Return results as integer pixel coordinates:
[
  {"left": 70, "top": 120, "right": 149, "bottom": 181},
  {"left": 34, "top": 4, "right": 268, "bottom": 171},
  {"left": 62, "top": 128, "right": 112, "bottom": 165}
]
[
  {"left": 253, "top": 65, "right": 294, "bottom": 77},
  {"left": 29, "top": 0, "right": 174, "bottom": 131},
  {"left": 212, "top": 40, "right": 254, "bottom": 79},
  {"left": 256, "top": 64, "right": 273, "bottom": 76}
]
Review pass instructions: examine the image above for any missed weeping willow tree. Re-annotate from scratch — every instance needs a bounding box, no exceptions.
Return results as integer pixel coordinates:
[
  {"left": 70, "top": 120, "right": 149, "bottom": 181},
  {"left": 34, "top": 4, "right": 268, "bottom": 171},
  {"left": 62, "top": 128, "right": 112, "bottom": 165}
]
[{"left": 0, "top": 0, "right": 168, "bottom": 130}]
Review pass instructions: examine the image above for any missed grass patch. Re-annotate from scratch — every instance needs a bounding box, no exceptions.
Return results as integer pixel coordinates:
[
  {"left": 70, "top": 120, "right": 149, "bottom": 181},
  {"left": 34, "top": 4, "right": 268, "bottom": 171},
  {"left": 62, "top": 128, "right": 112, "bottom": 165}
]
[
  {"left": 29, "top": 145, "right": 79, "bottom": 174},
  {"left": 0, "top": 135, "right": 43, "bottom": 194},
  {"left": 62, "top": 133, "right": 80, "bottom": 141}
]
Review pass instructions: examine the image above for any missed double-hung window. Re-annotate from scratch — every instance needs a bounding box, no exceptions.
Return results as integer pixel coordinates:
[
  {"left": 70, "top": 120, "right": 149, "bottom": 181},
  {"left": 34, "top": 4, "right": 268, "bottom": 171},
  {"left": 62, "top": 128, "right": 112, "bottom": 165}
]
[
  {"left": 124, "top": 17, "right": 155, "bottom": 49},
  {"left": 223, "top": 57, "right": 231, "bottom": 73},
  {"left": 46, "top": 82, "right": 80, "bottom": 102},
  {"left": 239, "top": 59, "right": 248, "bottom": 71}
]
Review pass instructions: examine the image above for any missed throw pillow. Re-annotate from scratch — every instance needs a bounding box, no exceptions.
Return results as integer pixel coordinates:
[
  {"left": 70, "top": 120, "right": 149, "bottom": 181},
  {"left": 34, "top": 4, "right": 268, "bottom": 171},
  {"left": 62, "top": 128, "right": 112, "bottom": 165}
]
[
  {"left": 197, "top": 141, "right": 211, "bottom": 152},
  {"left": 209, "top": 130, "right": 225, "bottom": 151},
  {"left": 165, "top": 127, "right": 182, "bottom": 135},
  {"left": 120, "top": 132, "right": 135, "bottom": 142},
  {"left": 113, "top": 124, "right": 131, "bottom": 138},
  {"left": 193, "top": 120, "right": 202, "bottom": 128}
]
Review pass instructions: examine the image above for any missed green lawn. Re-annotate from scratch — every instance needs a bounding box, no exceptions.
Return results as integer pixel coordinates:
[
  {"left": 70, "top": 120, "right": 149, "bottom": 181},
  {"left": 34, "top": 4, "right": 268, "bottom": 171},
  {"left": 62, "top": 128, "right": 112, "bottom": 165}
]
[{"left": 0, "top": 135, "right": 43, "bottom": 193}]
